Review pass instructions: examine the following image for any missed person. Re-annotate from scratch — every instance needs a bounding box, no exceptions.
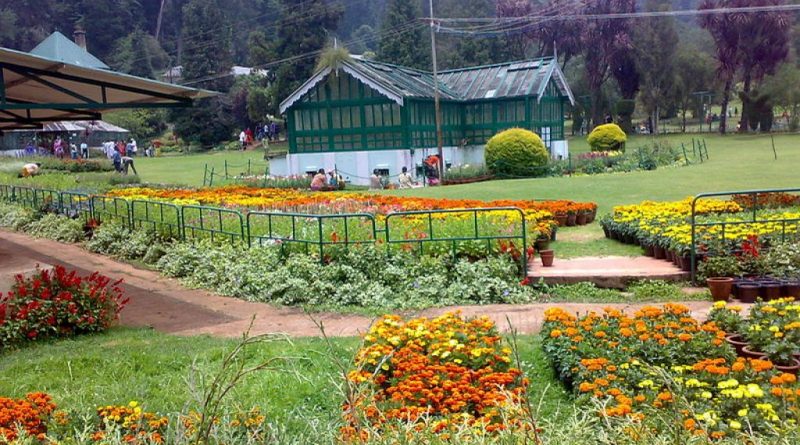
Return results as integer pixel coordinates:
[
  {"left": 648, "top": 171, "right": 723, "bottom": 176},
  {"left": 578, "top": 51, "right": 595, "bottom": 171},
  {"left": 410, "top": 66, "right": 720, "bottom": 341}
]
[
  {"left": 117, "top": 140, "right": 127, "bottom": 156},
  {"left": 104, "top": 141, "right": 115, "bottom": 159},
  {"left": 328, "top": 171, "right": 338, "bottom": 188},
  {"left": 239, "top": 130, "right": 247, "bottom": 150},
  {"left": 53, "top": 137, "right": 64, "bottom": 158},
  {"left": 80, "top": 141, "right": 89, "bottom": 158},
  {"left": 146, "top": 143, "right": 155, "bottom": 158},
  {"left": 111, "top": 147, "right": 122, "bottom": 172},
  {"left": 69, "top": 142, "right": 78, "bottom": 159},
  {"left": 369, "top": 169, "right": 382, "bottom": 190},
  {"left": 310, "top": 168, "right": 327, "bottom": 191},
  {"left": 19, "top": 162, "right": 41, "bottom": 177},
  {"left": 424, "top": 155, "right": 440, "bottom": 186},
  {"left": 398, "top": 166, "right": 413, "bottom": 189},
  {"left": 245, "top": 128, "right": 254, "bottom": 145},
  {"left": 24, "top": 141, "right": 35, "bottom": 156},
  {"left": 264, "top": 123, "right": 272, "bottom": 141},
  {"left": 121, "top": 155, "right": 138, "bottom": 175},
  {"left": 271, "top": 122, "right": 279, "bottom": 140},
  {"left": 130, "top": 138, "right": 138, "bottom": 156}
]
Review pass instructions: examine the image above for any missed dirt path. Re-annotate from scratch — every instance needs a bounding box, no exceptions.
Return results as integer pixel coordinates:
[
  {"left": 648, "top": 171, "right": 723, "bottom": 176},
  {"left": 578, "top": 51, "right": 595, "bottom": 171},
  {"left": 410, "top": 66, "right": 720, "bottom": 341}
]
[{"left": 0, "top": 230, "right": 717, "bottom": 339}]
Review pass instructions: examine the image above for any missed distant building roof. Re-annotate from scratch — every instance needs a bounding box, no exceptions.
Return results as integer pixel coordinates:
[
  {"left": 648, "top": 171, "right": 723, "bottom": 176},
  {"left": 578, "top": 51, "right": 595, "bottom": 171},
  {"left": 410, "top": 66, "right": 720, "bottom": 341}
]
[
  {"left": 9, "top": 120, "right": 129, "bottom": 133},
  {"left": 29, "top": 31, "right": 109, "bottom": 69},
  {"left": 280, "top": 57, "right": 574, "bottom": 114},
  {"left": 161, "top": 65, "right": 268, "bottom": 83}
]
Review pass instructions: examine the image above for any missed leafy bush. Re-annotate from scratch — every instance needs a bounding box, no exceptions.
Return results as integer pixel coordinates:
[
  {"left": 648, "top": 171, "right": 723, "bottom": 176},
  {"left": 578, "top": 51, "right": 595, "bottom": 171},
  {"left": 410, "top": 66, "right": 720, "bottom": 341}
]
[
  {"left": 155, "top": 242, "right": 537, "bottom": 310},
  {"left": 763, "top": 241, "right": 800, "bottom": 277},
  {"left": 0, "top": 202, "right": 37, "bottom": 230},
  {"left": 0, "top": 265, "right": 128, "bottom": 350},
  {"left": 485, "top": 128, "right": 549, "bottom": 177},
  {"left": 24, "top": 213, "right": 85, "bottom": 243},
  {"left": 87, "top": 223, "right": 163, "bottom": 261},
  {"left": 38, "top": 158, "right": 114, "bottom": 173},
  {"left": 587, "top": 123, "right": 627, "bottom": 152}
]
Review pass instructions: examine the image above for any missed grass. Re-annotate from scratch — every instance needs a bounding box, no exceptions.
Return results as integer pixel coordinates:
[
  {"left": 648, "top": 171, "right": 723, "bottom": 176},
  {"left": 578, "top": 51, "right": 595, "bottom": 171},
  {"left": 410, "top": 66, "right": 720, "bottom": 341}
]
[
  {"left": 136, "top": 149, "right": 269, "bottom": 187},
  {"left": 0, "top": 328, "right": 572, "bottom": 439}
]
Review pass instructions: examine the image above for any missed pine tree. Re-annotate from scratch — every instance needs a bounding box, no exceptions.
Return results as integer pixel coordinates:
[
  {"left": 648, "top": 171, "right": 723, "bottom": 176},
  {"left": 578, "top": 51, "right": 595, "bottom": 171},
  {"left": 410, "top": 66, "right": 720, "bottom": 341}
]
[
  {"left": 377, "top": 0, "right": 429, "bottom": 70},
  {"left": 172, "top": 0, "right": 236, "bottom": 147}
]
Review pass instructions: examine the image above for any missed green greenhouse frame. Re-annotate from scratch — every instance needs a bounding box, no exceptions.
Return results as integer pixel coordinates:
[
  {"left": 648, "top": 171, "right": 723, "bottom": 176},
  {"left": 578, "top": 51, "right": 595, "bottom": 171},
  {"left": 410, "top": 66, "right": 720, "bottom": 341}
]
[{"left": 280, "top": 57, "right": 575, "bottom": 154}]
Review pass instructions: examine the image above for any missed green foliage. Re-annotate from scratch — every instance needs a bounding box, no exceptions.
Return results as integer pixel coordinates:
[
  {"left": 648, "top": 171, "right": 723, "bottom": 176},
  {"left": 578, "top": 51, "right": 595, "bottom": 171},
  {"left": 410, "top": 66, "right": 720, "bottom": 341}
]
[
  {"left": 697, "top": 256, "right": 741, "bottom": 280},
  {"left": 316, "top": 46, "right": 352, "bottom": 71},
  {"left": 376, "top": 0, "right": 430, "bottom": 70},
  {"left": 107, "top": 29, "right": 169, "bottom": 79},
  {"left": 587, "top": 123, "right": 627, "bottom": 152},
  {"left": 0, "top": 202, "right": 38, "bottom": 230},
  {"left": 155, "top": 242, "right": 537, "bottom": 311},
  {"left": 104, "top": 109, "right": 168, "bottom": 143},
  {"left": 628, "top": 280, "right": 692, "bottom": 301},
  {"left": 485, "top": 128, "right": 549, "bottom": 177},
  {"left": 38, "top": 158, "right": 114, "bottom": 173},
  {"left": 24, "top": 214, "right": 85, "bottom": 243},
  {"left": 763, "top": 241, "right": 800, "bottom": 277}
]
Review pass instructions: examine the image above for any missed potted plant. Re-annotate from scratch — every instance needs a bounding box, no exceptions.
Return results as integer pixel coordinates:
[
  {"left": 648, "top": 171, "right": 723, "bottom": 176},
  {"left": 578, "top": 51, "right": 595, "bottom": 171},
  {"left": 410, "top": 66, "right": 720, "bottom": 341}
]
[
  {"left": 534, "top": 235, "right": 550, "bottom": 252},
  {"left": 707, "top": 301, "right": 747, "bottom": 354},
  {"left": 699, "top": 256, "right": 741, "bottom": 301},
  {"left": 566, "top": 210, "right": 577, "bottom": 227},
  {"left": 539, "top": 249, "right": 555, "bottom": 267}
]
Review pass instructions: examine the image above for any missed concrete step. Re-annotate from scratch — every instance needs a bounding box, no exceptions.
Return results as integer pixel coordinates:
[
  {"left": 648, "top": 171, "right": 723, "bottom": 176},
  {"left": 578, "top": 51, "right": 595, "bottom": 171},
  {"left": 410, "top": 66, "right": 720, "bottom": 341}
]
[{"left": 528, "top": 256, "right": 689, "bottom": 289}]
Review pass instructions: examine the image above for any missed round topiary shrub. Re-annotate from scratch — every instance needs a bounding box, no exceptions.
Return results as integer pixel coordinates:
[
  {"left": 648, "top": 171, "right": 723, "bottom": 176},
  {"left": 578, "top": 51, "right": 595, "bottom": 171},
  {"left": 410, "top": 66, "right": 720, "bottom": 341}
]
[
  {"left": 485, "top": 128, "right": 549, "bottom": 177},
  {"left": 588, "top": 123, "right": 627, "bottom": 152}
]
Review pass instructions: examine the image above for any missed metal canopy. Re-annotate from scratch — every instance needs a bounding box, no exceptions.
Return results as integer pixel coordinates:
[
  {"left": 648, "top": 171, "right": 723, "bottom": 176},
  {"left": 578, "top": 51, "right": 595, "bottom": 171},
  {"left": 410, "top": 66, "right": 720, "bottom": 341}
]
[{"left": 0, "top": 46, "right": 215, "bottom": 131}]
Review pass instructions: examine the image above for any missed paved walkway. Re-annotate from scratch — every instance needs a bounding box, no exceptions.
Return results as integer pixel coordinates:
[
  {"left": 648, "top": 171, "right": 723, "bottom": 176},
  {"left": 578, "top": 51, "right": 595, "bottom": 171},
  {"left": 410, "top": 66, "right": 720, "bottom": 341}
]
[
  {"left": 0, "top": 230, "right": 715, "bottom": 339},
  {"left": 529, "top": 256, "right": 689, "bottom": 288}
]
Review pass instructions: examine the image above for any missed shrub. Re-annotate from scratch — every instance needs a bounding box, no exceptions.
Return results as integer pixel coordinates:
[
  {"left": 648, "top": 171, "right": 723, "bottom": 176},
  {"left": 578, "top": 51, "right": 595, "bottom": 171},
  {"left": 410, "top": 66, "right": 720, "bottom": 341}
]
[
  {"left": 485, "top": 128, "right": 549, "bottom": 177},
  {"left": 587, "top": 123, "right": 627, "bottom": 152},
  {"left": 0, "top": 202, "right": 37, "bottom": 230},
  {"left": 38, "top": 158, "right": 114, "bottom": 173},
  {"left": 0, "top": 266, "right": 128, "bottom": 349},
  {"left": 24, "top": 214, "right": 85, "bottom": 243}
]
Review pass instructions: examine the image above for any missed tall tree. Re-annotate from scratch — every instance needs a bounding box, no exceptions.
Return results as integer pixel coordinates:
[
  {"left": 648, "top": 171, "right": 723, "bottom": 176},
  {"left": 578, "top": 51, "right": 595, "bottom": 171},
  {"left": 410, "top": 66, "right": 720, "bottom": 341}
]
[
  {"left": 582, "top": 0, "right": 637, "bottom": 129},
  {"left": 528, "top": 0, "right": 585, "bottom": 69},
  {"left": 251, "top": 0, "right": 343, "bottom": 114},
  {"left": 172, "top": 0, "right": 236, "bottom": 147},
  {"left": 377, "top": 0, "right": 429, "bottom": 70},
  {"left": 634, "top": 0, "right": 678, "bottom": 135},
  {"left": 700, "top": 0, "right": 792, "bottom": 134},
  {"left": 674, "top": 49, "right": 715, "bottom": 132}
]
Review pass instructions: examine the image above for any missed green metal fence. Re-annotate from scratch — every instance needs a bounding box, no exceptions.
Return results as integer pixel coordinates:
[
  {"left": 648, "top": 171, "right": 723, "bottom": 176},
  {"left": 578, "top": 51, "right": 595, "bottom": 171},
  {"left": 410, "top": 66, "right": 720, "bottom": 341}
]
[
  {"left": 383, "top": 207, "right": 528, "bottom": 271},
  {"left": 1, "top": 184, "right": 534, "bottom": 274},
  {"left": 181, "top": 205, "right": 245, "bottom": 244},
  {"left": 90, "top": 196, "right": 131, "bottom": 226},
  {"left": 60, "top": 191, "right": 93, "bottom": 222},
  {"left": 131, "top": 200, "right": 183, "bottom": 239},
  {"left": 246, "top": 211, "right": 377, "bottom": 258},
  {"left": 690, "top": 187, "right": 800, "bottom": 283}
]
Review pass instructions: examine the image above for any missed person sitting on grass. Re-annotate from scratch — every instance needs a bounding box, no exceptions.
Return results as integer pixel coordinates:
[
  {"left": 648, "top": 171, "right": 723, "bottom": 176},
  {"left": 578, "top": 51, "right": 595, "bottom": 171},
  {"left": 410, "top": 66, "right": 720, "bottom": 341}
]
[
  {"left": 18, "top": 162, "right": 41, "bottom": 178},
  {"left": 398, "top": 166, "right": 414, "bottom": 189},
  {"left": 310, "top": 168, "right": 327, "bottom": 191}
]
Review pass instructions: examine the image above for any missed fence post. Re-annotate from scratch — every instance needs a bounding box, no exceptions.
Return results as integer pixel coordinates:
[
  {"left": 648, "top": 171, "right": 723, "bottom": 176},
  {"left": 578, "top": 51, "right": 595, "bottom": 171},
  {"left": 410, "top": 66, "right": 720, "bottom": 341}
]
[
  {"left": 248, "top": 159, "right": 252, "bottom": 176},
  {"left": 224, "top": 160, "right": 229, "bottom": 179},
  {"left": 681, "top": 143, "right": 689, "bottom": 165},
  {"left": 203, "top": 164, "right": 208, "bottom": 186},
  {"left": 209, "top": 167, "right": 215, "bottom": 187}
]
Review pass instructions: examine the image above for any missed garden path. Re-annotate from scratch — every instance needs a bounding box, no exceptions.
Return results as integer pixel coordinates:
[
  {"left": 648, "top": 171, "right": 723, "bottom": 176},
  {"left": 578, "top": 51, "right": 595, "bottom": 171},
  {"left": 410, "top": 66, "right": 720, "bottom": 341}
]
[
  {"left": 529, "top": 256, "right": 689, "bottom": 288},
  {"left": 0, "top": 230, "right": 716, "bottom": 339}
]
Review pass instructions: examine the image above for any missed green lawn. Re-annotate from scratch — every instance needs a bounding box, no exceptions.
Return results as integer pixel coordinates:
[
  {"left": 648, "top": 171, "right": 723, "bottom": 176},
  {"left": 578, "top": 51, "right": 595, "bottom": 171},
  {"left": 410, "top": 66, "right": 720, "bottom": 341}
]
[
  {"left": 0, "top": 328, "right": 570, "bottom": 440},
  {"left": 135, "top": 149, "right": 269, "bottom": 187}
]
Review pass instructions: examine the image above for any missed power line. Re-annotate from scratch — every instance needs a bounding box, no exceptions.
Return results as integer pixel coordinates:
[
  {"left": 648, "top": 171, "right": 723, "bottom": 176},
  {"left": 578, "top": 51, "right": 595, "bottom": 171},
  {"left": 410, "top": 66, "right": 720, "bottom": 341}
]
[{"left": 179, "top": 20, "right": 425, "bottom": 86}]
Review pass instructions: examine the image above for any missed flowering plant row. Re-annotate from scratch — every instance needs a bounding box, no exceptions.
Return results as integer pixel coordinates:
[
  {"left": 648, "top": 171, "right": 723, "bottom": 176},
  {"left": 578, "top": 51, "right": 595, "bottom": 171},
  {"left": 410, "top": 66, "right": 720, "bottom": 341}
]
[
  {"left": 541, "top": 304, "right": 800, "bottom": 439},
  {"left": 601, "top": 197, "right": 800, "bottom": 259},
  {"left": 342, "top": 312, "right": 530, "bottom": 441},
  {"left": 0, "top": 396, "right": 268, "bottom": 444},
  {"left": 709, "top": 299, "right": 800, "bottom": 366},
  {"left": 106, "top": 185, "right": 596, "bottom": 226},
  {"left": 0, "top": 266, "right": 128, "bottom": 350}
]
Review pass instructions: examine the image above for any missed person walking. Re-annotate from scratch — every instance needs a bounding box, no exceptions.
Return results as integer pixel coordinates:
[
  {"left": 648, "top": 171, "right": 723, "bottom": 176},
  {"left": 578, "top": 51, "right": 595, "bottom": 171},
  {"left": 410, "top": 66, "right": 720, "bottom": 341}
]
[
  {"left": 80, "top": 141, "right": 89, "bottom": 158},
  {"left": 239, "top": 130, "right": 247, "bottom": 150},
  {"left": 130, "top": 138, "right": 138, "bottom": 156},
  {"left": 111, "top": 147, "right": 122, "bottom": 172}
]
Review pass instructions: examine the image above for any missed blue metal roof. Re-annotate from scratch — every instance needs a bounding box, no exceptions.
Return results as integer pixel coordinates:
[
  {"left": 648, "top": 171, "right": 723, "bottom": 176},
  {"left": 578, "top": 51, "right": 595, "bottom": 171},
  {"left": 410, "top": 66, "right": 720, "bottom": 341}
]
[{"left": 29, "top": 32, "right": 110, "bottom": 69}]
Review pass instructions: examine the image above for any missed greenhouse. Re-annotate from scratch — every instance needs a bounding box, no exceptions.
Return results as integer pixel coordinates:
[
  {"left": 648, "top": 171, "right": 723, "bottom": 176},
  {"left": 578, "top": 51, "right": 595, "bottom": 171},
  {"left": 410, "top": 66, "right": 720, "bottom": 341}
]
[{"left": 273, "top": 56, "right": 574, "bottom": 185}]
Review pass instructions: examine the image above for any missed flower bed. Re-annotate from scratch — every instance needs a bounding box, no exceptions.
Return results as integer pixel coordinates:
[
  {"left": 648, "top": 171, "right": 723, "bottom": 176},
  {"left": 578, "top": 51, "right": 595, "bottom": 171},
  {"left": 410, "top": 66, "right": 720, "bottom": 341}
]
[
  {"left": 0, "top": 266, "right": 128, "bottom": 350},
  {"left": 105, "top": 186, "right": 597, "bottom": 227},
  {"left": 0, "top": 392, "right": 55, "bottom": 441},
  {"left": 342, "top": 312, "right": 529, "bottom": 441},
  {"left": 710, "top": 299, "right": 800, "bottom": 367},
  {"left": 601, "top": 197, "right": 800, "bottom": 271},
  {"left": 541, "top": 304, "right": 800, "bottom": 439}
]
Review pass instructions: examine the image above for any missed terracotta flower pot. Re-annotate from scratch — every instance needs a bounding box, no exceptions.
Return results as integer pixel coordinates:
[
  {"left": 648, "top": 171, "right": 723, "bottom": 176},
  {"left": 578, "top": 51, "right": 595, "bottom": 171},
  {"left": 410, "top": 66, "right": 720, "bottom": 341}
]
[
  {"left": 741, "top": 345, "right": 767, "bottom": 360},
  {"left": 680, "top": 255, "right": 692, "bottom": 272},
  {"left": 555, "top": 214, "right": 567, "bottom": 226},
  {"left": 782, "top": 281, "right": 800, "bottom": 298},
  {"left": 539, "top": 249, "right": 555, "bottom": 267},
  {"left": 725, "top": 334, "right": 748, "bottom": 357},
  {"left": 707, "top": 277, "right": 734, "bottom": 302},
  {"left": 644, "top": 244, "right": 655, "bottom": 257},
  {"left": 737, "top": 283, "right": 761, "bottom": 303},
  {"left": 775, "top": 358, "right": 800, "bottom": 375},
  {"left": 566, "top": 213, "right": 577, "bottom": 226},
  {"left": 653, "top": 246, "right": 666, "bottom": 260},
  {"left": 535, "top": 238, "right": 550, "bottom": 252},
  {"left": 576, "top": 212, "right": 588, "bottom": 225}
]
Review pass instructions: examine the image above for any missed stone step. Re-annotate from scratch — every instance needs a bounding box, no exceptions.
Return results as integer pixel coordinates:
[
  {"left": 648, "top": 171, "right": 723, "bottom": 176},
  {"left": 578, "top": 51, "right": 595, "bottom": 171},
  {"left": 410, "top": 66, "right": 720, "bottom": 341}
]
[{"left": 528, "top": 256, "right": 689, "bottom": 289}]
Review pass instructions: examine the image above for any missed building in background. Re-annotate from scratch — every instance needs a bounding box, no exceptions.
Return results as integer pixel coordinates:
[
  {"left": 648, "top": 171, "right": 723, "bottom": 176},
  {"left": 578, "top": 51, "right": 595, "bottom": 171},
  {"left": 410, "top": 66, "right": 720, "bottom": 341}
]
[{"left": 273, "top": 56, "right": 574, "bottom": 185}]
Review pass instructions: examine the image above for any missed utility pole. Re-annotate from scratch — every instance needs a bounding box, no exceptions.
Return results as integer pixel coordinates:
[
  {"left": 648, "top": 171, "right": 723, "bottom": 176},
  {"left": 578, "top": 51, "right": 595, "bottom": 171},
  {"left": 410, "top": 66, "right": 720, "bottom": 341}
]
[
  {"left": 155, "top": 0, "right": 167, "bottom": 41},
  {"left": 429, "top": 0, "right": 444, "bottom": 179}
]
